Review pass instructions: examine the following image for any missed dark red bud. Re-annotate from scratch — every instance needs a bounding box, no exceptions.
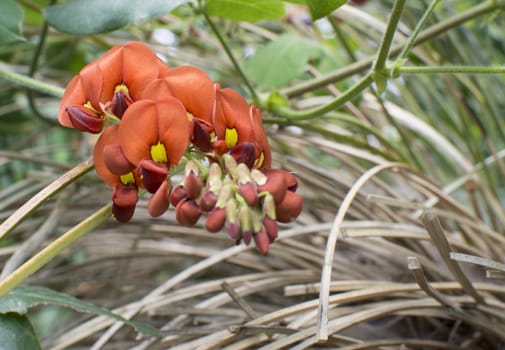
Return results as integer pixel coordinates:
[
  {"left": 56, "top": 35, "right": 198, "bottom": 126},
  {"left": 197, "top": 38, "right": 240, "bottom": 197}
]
[
  {"left": 257, "top": 171, "right": 288, "bottom": 204},
  {"left": 275, "top": 191, "right": 303, "bottom": 223},
  {"left": 170, "top": 185, "right": 188, "bottom": 206},
  {"left": 111, "top": 90, "right": 134, "bottom": 118},
  {"left": 205, "top": 208, "right": 226, "bottom": 233},
  {"left": 184, "top": 172, "right": 202, "bottom": 199},
  {"left": 67, "top": 105, "right": 103, "bottom": 134},
  {"left": 264, "top": 169, "right": 298, "bottom": 192},
  {"left": 242, "top": 230, "right": 253, "bottom": 245},
  {"left": 239, "top": 182, "right": 258, "bottom": 206},
  {"left": 254, "top": 230, "right": 270, "bottom": 255},
  {"left": 230, "top": 142, "right": 256, "bottom": 168},
  {"left": 103, "top": 144, "right": 135, "bottom": 175},
  {"left": 148, "top": 180, "right": 170, "bottom": 217},
  {"left": 262, "top": 217, "right": 278, "bottom": 242},
  {"left": 140, "top": 159, "right": 168, "bottom": 193},
  {"left": 175, "top": 199, "right": 202, "bottom": 226},
  {"left": 199, "top": 190, "right": 217, "bottom": 212}
]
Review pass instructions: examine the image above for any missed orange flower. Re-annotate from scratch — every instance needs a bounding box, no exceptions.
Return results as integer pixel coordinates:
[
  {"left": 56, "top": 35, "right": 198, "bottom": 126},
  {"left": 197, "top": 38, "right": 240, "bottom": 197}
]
[
  {"left": 58, "top": 42, "right": 169, "bottom": 133},
  {"left": 213, "top": 85, "right": 270, "bottom": 169}
]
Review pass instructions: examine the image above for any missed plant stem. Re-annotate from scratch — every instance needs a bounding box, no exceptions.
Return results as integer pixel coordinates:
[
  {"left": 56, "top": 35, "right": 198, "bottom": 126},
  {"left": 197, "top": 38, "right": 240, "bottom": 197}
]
[
  {"left": 0, "top": 62, "right": 65, "bottom": 97},
  {"left": 373, "top": 0, "right": 406, "bottom": 73},
  {"left": 0, "top": 204, "right": 111, "bottom": 297},
  {"left": 271, "top": 73, "right": 373, "bottom": 120},
  {"left": 202, "top": 10, "right": 259, "bottom": 103},
  {"left": 397, "top": 0, "right": 441, "bottom": 61},
  {"left": 396, "top": 65, "right": 505, "bottom": 75},
  {"left": 281, "top": 0, "right": 500, "bottom": 97}
]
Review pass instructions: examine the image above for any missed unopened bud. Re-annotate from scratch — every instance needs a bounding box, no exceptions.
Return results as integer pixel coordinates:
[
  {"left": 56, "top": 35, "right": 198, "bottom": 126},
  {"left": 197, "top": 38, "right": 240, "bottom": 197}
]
[
  {"left": 239, "top": 182, "right": 258, "bottom": 206},
  {"left": 223, "top": 154, "right": 238, "bottom": 178},
  {"left": 257, "top": 170, "right": 288, "bottom": 204},
  {"left": 175, "top": 199, "right": 202, "bottom": 226},
  {"left": 254, "top": 230, "right": 270, "bottom": 255},
  {"left": 66, "top": 105, "right": 103, "bottom": 134},
  {"left": 170, "top": 185, "right": 187, "bottom": 206},
  {"left": 208, "top": 162, "right": 223, "bottom": 194},
  {"left": 250, "top": 169, "right": 267, "bottom": 186},
  {"left": 205, "top": 208, "right": 226, "bottom": 233},
  {"left": 262, "top": 216, "right": 278, "bottom": 242},
  {"left": 148, "top": 180, "right": 170, "bottom": 217},
  {"left": 262, "top": 193, "right": 276, "bottom": 220},
  {"left": 275, "top": 191, "right": 303, "bottom": 223},
  {"left": 184, "top": 172, "right": 202, "bottom": 199}
]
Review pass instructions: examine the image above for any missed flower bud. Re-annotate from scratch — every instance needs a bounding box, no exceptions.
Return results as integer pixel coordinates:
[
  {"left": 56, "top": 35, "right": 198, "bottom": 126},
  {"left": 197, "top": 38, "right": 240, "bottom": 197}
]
[
  {"left": 111, "top": 89, "right": 134, "bottom": 118},
  {"left": 140, "top": 159, "right": 168, "bottom": 193},
  {"left": 192, "top": 119, "right": 213, "bottom": 152},
  {"left": 239, "top": 182, "right": 258, "bottom": 207},
  {"left": 112, "top": 203, "right": 135, "bottom": 222},
  {"left": 262, "top": 193, "right": 276, "bottom": 220},
  {"left": 239, "top": 205, "right": 252, "bottom": 244},
  {"left": 205, "top": 207, "right": 226, "bottom": 233},
  {"left": 112, "top": 183, "right": 138, "bottom": 208},
  {"left": 148, "top": 180, "right": 170, "bottom": 217},
  {"left": 262, "top": 216, "right": 278, "bottom": 242},
  {"left": 223, "top": 154, "right": 238, "bottom": 178},
  {"left": 230, "top": 142, "right": 256, "bottom": 169},
  {"left": 199, "top": 190, "right": 217, "bottom": 212},
  {"left": 103, "top": 144, "right": 135, "bottom": 175},
  {"left": 170, "top": 185, "right": 187, "bottom": 206},
  {"left": 208, "top": 162, "right": 223, "bottom": 194},
  {"left": 275, "top": 191, "right": 303, "bottom": 223},
  {"left": 225, "top": 199, "right": 240, "bottom": 239},
  {"left": 184, "top": 172, "right": 202, "bottom": 199},
  {"left": 250, "top": 169, "right": 267, "bottom": 186},
  {"left": 257, "top": 170, "right": 288, "bottom": 204},
  {"left": 254, "top": 229, "right": 270, "bottom": 255},
  {"left": 175, "top": 199, "right": 202, "bottom": 226}
]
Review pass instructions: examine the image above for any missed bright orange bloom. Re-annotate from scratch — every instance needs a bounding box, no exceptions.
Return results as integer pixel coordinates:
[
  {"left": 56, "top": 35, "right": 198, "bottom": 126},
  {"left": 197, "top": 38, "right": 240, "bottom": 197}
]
[
  {"left": 213, "top": 85, "right": 270, "bottom": 169},
  {"left": 58, "top": 42, "right": 169, "bottom": 133}
]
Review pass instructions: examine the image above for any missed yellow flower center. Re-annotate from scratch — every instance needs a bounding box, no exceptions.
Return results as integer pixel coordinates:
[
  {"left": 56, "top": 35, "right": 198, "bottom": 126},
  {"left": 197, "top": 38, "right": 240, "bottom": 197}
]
[
  {"left": 254, "top": 152, "right": 265, "bottom": 168},
  {"left": 83, "top": 100, "right": 97, "bottom": 112},
  {"left": 114, "top": 84, "right": 130, "bottom": 94},
  {"left": 225, "top": 128, "right": 238, "bottom": 148},
  {"left": 120, "top": 172, "right": 135, "bottom": 185},
  {"left": 150, "top": 141, "right": 168, "bottom": 163}
]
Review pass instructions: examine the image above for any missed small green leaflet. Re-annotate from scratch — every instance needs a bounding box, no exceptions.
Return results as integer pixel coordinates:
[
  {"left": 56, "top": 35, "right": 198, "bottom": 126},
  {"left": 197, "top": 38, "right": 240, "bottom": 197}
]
[
  {"left": 206, "top": 0, "right": 285, "bottom": 22},
  {"left": 244, "top": 34, "right": 323, "bottom": 90},
  {"left": 0, "top": 285, "right": 161, "bottom": 337},
  {"left": 307, "top": 0, "right": 346, "bottom": 20},
  {"left": 44, "top": 0, "right": 192, "bottom": 35},
  {"left": 0, "top": 0, "right": 25, "bottom": 45}
]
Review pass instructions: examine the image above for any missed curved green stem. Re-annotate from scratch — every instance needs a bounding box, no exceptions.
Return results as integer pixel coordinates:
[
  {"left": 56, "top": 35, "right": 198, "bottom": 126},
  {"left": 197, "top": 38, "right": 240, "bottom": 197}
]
[
  {"left": 271, "top": 73, "right": 373, "bottom": 120},
  {"left": 202, "top": 10, "right": 259, "bottom": 103},
  {"left": 281, "top": 0, "right": 500, "bottom": 97},
  {"left": 0, "top": 204, "right": 111, "bottom": 298},
  {"left": 0, "top": 62, "right": 65, "bottom": 97}
]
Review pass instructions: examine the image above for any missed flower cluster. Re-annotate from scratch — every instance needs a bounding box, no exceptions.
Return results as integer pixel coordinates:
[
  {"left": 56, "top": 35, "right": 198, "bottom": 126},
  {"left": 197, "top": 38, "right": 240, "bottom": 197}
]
[{"left": 58, "top": 42, "right": 302, "bottom": 255}]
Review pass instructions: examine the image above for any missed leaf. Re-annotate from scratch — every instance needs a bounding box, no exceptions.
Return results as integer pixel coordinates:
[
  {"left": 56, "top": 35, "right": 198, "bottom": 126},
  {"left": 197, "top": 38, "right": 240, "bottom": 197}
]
[
  {"left": 0, "top": 285, "right": 161, "bottom": 337},
  {"left": 306, "top": 0, "right": 346, "bottom": 20},
  {"left": 0, "top": 313, "right": 42, "bottom": 350},
  {"left": 0, "top": 0, "right": 25, "bottom": 45},
  {"left": 244, "top": 34, "right": 323, "bottom": 89},
  {"left": 44, "top": 0, "right": 191, "bottom": 35},
  {"left": 283, "top": 0, "right": 306, "bottom": 4},
  {"left": 206, "top": 0, "right": 285, "bottom": 22}
]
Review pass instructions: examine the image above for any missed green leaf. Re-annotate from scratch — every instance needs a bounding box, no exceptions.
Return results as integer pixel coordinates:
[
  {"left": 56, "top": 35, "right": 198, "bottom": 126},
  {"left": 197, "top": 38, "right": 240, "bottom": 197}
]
[
  {"left": 0, "top": 285, "right": 161, "bottom": 337},
  {"left": 0, "top": 0, "right": 25, "bottom": 45},
  {"left": 0, "top": 313, "right": 42, "bottom": 350},
  {"left": 207, "top": 0, "right": 285, "bottom": 22},
  {"left": 283, "top": 0, "right": 306, "bottom": 4},
  {"left": 44, "top": 0, "right": 191, "bottom": 35},
  {"left": 306, "top": 0, "right": 346, "bottom": 20},
  {"left": 244, "top": 34, "right": 322, "bottom": 89}
]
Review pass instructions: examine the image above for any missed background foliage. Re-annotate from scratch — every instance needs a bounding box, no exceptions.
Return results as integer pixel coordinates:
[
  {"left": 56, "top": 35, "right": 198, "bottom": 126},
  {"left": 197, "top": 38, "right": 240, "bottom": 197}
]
[{"left": 1, "top": 0, "right": 505, "bottom": 349}]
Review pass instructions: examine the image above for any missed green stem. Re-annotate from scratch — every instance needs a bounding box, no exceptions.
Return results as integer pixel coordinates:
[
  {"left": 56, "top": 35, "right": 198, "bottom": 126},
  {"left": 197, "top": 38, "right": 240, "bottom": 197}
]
[
  {"left": 397, "top": 0, "right": 441, "bottom": 61},
  {"left": 395, "top": 65, "right": 505, "bottom": 75},
  {"left": 0, "top": 204, "right": 111, "bottom": 297},
  {"left": 373, "top": 0, "right": 406, "bottom": 73},
  {"left": 0, "top": 62, "right": 64, "bottom": 97},
  {"left": 281, "top": 0, "right": 500, "bottom": 97},
  {"left": 202, "top": 10, "right": 259, "bottom": 103},
  {"left": 271, "top": 73, "right": 373, "bottom": 120}
]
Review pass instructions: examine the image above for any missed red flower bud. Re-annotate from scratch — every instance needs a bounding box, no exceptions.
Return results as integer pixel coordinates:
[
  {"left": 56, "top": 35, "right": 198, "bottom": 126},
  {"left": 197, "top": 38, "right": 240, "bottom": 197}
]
[
  {"left": 205, "top": 207, "right": 226, "bottom": 233},
  {"left": 262, "top": 216, "right": 278, "bottom": 242},
  {"left": 239, "top": 182, "right": 258, "bottom": 206},
  {"left": 200, "top": 190, "right": 217, "bottom": 212},
  {"left": 111, "top": 89, "right": 134, "bottom": 118},
  {"left": 230, "top": 142, "right": 256, "bottom": 168},
  {"left": 184, "top": 171, "right": 202, "bottom": 199},
  {"left": 148, "top": 180, "right": 170, "bottom": 217},
  {"left": 226, "top": 222, "right": 240, "bottom": 240},
  {"left": 254, "top": 230, "right": 270, "bottom": 255},
  {"left": 275, "top": 191, "right": 303, "bottom": 223},
  {"left": 112, "top": 183, "right": 138, "bottom": 208},
  {"left": 103, "top": 144, "right": 135, "bottom": 175},
  {"left": 66, "top": 105, "right": 103, "bottom": 134},
  {"left": 257, "top": 171, "right": 288, "bottom": 204},
  {"left": 242, "top": 230, "right": 253, "bottom": 245},
  {"left": 112, "top": 203, "right": 136, "bottom": 222},
  {"left": 175, "top": 199, "right": 202, "bottom": 226},
  {"left": 140, "top": 159, "right": 168, "bottom": 193},
  {"left": 192, "top": 119, "right": 213, "bottom": 152},
  {"left": 170, "top": 185, "right": 187, "bottom": 206}
]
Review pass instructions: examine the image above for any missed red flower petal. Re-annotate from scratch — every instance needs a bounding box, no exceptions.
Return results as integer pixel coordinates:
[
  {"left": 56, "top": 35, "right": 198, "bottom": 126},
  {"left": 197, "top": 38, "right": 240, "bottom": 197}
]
[
  {"left": 148, "top": 180, "right": 170, "bottom": 217},
  {"left": 94, "top": 125, "right": 122, "bottom": 186},
  {"left": 249, "top": 106, "right": 272, "bottom": 169},
  {"left": 119, "top": 98, "right": 189, "bottom": 166},
  {"left": 275, "top": 191, "right": 303, "bottom": 223},
  {"left": 213, "top": 86, "right": 253, "bottom": 143}
]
